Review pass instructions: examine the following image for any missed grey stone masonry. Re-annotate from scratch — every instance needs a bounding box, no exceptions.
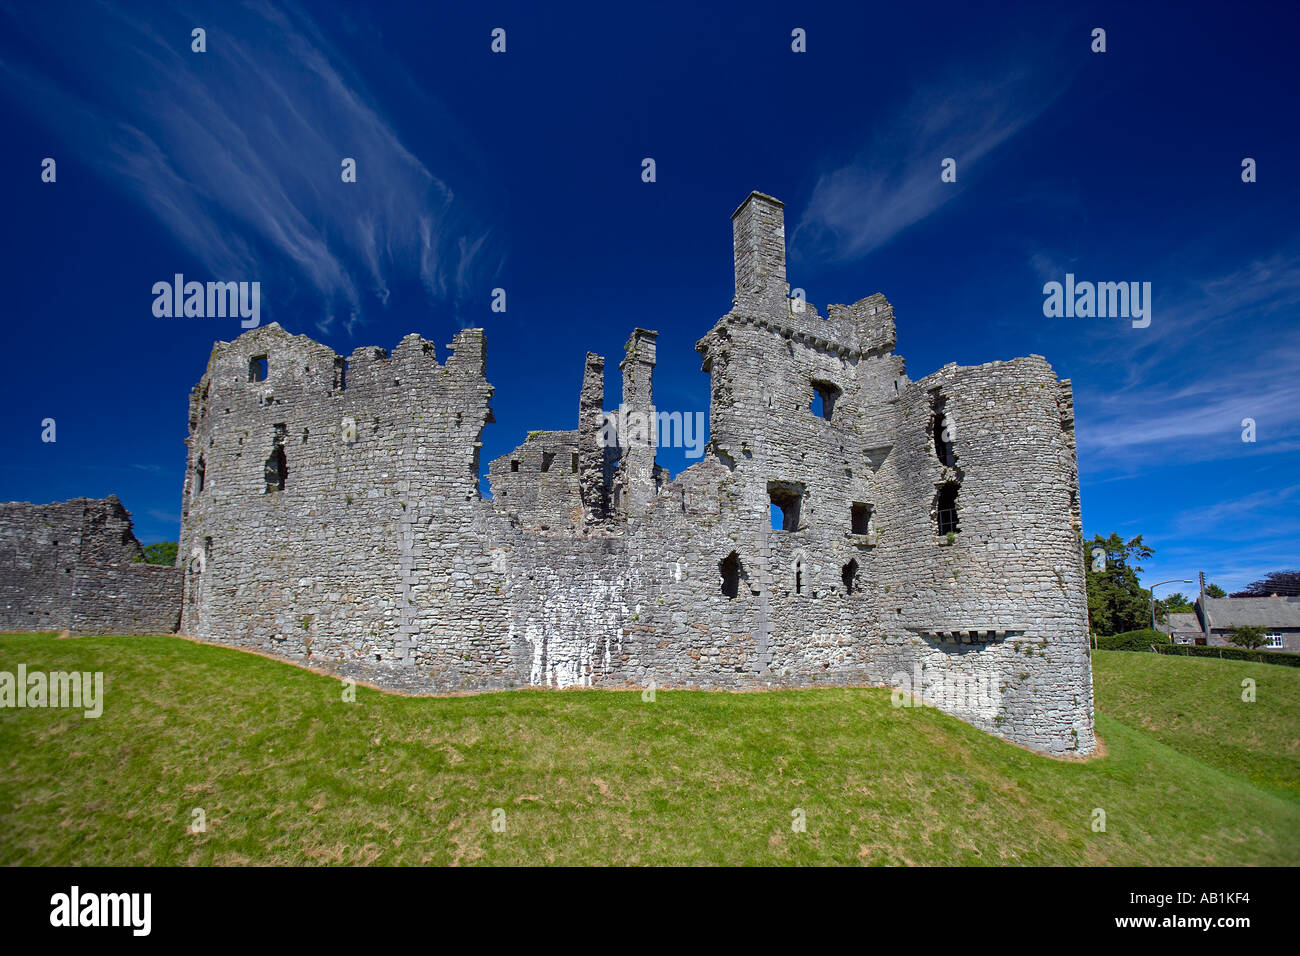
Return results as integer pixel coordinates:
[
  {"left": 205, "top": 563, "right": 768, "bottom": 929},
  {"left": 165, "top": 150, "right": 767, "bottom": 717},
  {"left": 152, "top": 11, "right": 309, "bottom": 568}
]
[
  {"left": 175, "top": 191, "right": 1095, "bottom": 755},
  {"left": 0, "top": 496, "right": 183, "bottom": 634}
]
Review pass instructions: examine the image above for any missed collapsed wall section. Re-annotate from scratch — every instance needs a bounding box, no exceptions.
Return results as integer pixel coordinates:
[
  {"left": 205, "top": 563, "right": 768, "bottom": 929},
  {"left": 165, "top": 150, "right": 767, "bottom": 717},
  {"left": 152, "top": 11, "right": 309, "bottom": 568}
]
[
  {"left": 0, "top": 496, "right": 182, "bottom": 634},
  {"left": 487, "top": 430, "right": 583, "bottom": 530}
]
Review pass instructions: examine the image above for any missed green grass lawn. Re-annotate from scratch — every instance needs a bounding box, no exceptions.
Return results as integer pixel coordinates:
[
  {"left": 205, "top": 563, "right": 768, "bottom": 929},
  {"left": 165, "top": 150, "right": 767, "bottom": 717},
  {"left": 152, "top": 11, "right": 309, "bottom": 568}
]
[
  {"left": 1092, "top": 648, "right": 1300, "bottom": 802},
  {"left": 1, "top": 635, "right": 1296, "bottom": 865}
]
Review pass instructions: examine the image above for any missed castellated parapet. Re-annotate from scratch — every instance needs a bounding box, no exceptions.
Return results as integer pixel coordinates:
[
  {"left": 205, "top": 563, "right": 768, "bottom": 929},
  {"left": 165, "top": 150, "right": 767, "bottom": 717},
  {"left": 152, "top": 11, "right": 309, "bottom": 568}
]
[{"left": 177, "top": 192, "right": 1095, "bottom": 755}]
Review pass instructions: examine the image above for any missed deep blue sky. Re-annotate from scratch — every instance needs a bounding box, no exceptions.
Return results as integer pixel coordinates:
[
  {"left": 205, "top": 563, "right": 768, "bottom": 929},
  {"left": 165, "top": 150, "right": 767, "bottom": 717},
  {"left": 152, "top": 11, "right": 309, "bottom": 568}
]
[{"left": 1, "top": 0, "right": 1296, "bottom": 593}]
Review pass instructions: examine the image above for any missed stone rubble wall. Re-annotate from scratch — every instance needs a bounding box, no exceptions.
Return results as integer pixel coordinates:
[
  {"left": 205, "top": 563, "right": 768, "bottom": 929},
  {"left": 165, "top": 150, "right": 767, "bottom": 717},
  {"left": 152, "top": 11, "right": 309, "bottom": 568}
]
[
  {"left": 0, "top": 496, "right": 182, "bottom": 635},
  {"left": 67, "top": 562, "right": 185, "bottom": 635}
]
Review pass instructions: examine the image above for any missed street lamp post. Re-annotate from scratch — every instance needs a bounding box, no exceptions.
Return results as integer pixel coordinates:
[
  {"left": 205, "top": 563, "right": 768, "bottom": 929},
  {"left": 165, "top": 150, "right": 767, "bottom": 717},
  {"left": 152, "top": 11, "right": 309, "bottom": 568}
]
[{"left": 1151, "top": 579, "right": 1195, "bottom": 631}]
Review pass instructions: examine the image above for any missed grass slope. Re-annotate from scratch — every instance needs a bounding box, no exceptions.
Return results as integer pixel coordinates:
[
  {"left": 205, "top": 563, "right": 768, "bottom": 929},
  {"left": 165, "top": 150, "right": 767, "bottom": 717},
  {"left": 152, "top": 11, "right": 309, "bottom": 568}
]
[
  {"left": 1, "top": 635, "right": 1296, "bottom": 866},
  {"left": 1092, "top": 648, "right": 1300, "bottom": 802}
]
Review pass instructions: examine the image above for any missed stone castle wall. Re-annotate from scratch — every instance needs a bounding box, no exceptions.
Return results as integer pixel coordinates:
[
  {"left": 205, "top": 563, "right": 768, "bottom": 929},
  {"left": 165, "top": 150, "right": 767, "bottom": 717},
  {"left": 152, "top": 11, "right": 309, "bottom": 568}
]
[
  {"left": 176, "top": 325, "right": 510, "bottom": 684},
  {"left": 0, "top": 496, "right": 183, "bottom": 635},
  {"left": 171, "top": 191, "right": 1094, "bottom": 754}
]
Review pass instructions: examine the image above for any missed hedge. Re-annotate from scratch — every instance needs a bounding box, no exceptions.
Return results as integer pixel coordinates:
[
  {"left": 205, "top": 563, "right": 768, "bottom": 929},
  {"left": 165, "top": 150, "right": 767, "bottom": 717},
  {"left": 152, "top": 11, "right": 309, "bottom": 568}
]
[
  {"left": 1151, "top": 643, "right": 1300, "bottom": 668},
  {"left": 1095, "top": 628, "right": 1170, "bottom": 652}
]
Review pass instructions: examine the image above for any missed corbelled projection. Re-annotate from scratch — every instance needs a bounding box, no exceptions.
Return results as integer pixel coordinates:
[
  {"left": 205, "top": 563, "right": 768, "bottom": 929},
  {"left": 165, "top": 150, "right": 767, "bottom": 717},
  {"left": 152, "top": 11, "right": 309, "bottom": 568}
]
[{"left": 178, "top": 192, "right": 1095, "bottom": 755}]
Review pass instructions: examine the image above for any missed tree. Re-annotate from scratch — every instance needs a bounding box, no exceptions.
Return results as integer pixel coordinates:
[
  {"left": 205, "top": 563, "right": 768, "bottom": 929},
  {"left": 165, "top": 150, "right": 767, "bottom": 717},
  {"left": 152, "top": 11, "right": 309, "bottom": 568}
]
[
  {"left": 1230, "top": 570, "right": 1300, "bottom": 598},
  {"left": 1084, "top": 533, "right": 1154, "bottom": 639},
  {"left": 1228, "top": 626, "right": 1268, "bottom": 649},
  {"left": 1155, "top": 591, "right": 1194, "bottom": 622},
  {"left": 1204, "top": 583, "right": 1227, "bottom": 598},
  {"left": 134, "top": 541, "right": 178, "bottom": 566}
]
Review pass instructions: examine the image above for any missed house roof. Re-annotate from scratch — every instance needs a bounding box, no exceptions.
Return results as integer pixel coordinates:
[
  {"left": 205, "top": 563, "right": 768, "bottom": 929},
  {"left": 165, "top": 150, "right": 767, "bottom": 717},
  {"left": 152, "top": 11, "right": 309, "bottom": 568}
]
[
  {"left": 1202, "top": 596, "right": 1300, "bottom": 630},
  {"left": 1163, "top": 612, "right": 1201, "bottom": 633}
]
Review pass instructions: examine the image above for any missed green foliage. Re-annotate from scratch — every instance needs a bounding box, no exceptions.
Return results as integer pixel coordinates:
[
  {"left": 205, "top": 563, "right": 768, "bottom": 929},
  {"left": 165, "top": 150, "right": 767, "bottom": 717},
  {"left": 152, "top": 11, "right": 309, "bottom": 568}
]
[
  {"left": 1153, "top": 644, "right": 1300, "bottom": 668},
  {"left": 1155, "top": 592, "right": 1194, "bottom": 622},
  {"left": 1084, "top": 533, "right": 1153, "bottom": 638},
  {"left": 1095, "top": 628, "right": 1170, "bottom": 652},
  {"left": 132, "top": 541, "right": 177, "bottom": 566},
  {"left": 1204, "top": 583, "right": 1227, "bottom": 598},
  {"left": 1228, "top": 625, "right": 1269, "bottom": 650}
]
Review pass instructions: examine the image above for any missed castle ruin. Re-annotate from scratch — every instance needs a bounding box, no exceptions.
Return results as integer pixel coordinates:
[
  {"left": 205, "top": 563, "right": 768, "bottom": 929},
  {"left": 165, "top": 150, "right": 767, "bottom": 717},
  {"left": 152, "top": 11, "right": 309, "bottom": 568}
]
[{"left": 172, "top": 192, "right": 1095, "bottom": 754}]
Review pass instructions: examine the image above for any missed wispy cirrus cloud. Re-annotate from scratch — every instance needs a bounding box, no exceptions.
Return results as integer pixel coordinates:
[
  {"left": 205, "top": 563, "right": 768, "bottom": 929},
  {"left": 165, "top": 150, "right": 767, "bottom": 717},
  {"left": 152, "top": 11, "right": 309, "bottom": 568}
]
[
  {"left": 1168, "top": 484, "right": 1300, "bottom": 540},
  {"left": 1067, "top": 239, "right": 1300, "bottom": 472},
  {"left": 0, "top": 0, "right": 500, "bottom": 336},
  {"left": 1075, "top": 360, "right": 1300, "bottom": 486},
  {"left": 1081, "top": 368, "right": 1300, "bottom": 452},
  {"left": 792, "top": 62, "right": 1069, "bottom": 263}
]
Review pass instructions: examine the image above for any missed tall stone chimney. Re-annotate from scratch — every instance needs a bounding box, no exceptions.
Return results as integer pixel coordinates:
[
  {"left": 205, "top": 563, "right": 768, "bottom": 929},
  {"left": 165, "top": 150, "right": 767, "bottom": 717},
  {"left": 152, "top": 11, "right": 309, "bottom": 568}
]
[
  {"left": 732, "top": 191, "right": 787, "bottom": 309},
  {"left": 619, "top": 328, "right": 658, "bottom": 511},
  {"left": 577, "top": 352, "right": 610, "bottom": 522}
]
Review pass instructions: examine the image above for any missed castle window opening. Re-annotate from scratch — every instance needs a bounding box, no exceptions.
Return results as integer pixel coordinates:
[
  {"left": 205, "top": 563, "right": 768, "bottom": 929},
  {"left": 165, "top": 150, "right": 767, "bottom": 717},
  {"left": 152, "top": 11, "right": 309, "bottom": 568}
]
[
  {"left": 571, "top": 452, "right": 579, "bottom": 474},
  {"left": 768, "top": 482, "right": 802, "bottom": 532},
  {"left": 265, "top": 424, "right": 288, "bottom": 493},
  {"left": 842, "top": 558, "right": 859, "bottom": 594},
  {"left": 851, "top": 502, "right": 872, "bottom": 535},
  {"left": 720, "top": 551, "right": 742, "bottom": 598},
  {"left": 542, "top": 451, "right": 555, "bottom": 473},
  {"left": 194, "top": 456, "right": 205, "bottom": 495},
  {"left": 249, "top": 355, "right": 268, "bottom": 383},
  {"left": 935, "top": 482, "right": 960, "bottom": 535},
  {"left": 795, "top": 558, "right": 805, "bottom": 595},
  {"left": 510, "top": 459, "right": 520, "bottom": 472},
  {"left": 931, "top": 390, "right": 957, "bottom": 467},
  {"left": 811, "top": 380, "right": 841, "bottom": 420}
]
